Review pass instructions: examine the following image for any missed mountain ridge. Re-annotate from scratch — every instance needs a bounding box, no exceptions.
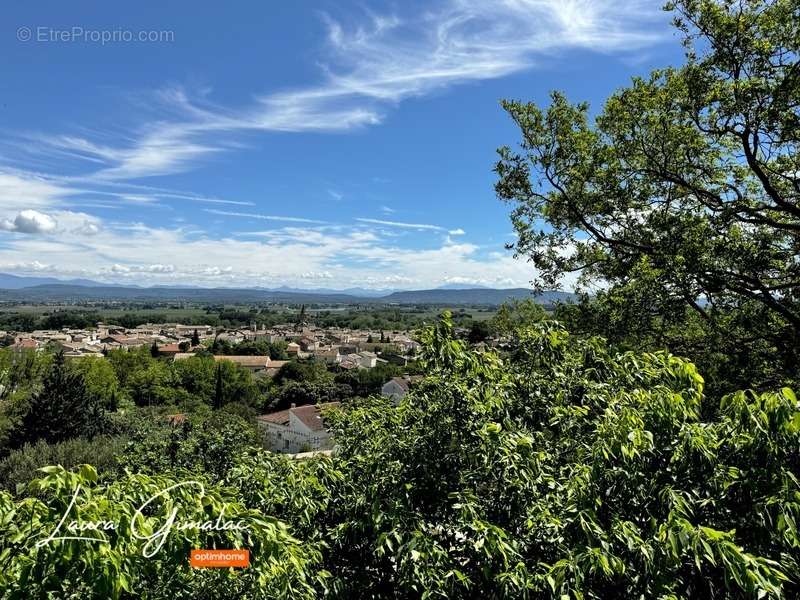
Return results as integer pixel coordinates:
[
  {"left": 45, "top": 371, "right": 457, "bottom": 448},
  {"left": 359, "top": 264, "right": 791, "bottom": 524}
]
[{"left": 0, "top": 277, "right": 576, "bottom": 305}]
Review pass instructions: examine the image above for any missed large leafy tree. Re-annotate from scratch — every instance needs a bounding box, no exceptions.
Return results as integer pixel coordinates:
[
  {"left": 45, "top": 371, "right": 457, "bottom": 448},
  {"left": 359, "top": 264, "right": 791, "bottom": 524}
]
[
  {"left": 495, "top": 0, "right": 800, "bottom": 389},
  {"left": 323, "top": 313, "right": 800, "bottom": 598}
]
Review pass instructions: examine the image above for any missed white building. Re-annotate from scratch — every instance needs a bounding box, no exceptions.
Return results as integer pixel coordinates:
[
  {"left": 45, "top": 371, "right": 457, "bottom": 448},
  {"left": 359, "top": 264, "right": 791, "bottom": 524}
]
[
  {"left": 257, "top": 402, "right": 340, "bottom": 453},
  {"left": 315, "top": 346, "right": 341, "bottom": 364},
  {"left": 358, "top": 351, "right": 377, "bottom": 368}
]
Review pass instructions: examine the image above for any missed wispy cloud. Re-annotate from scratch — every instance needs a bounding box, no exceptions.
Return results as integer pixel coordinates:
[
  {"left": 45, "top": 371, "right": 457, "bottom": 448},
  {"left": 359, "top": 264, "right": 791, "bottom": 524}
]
[
  {"left": 356, "top": 217, "right": 446, "bottom": 231},
  {"left": 204, "top": 209, "right": 328, "bottom": 224},
  {"left": 7, "top": 0, "right": 665, "bottom": 182}
]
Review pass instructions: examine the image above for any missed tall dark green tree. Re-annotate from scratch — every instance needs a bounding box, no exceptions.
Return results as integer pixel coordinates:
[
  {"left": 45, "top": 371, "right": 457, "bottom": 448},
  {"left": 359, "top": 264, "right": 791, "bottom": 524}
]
[
  {"left": 150, "top": 340, "right": 159, "bottom": 358},
  {"left": 495, "top": 0, "right": 800, "bottom": 391},
  {"left": 20, "top": 352, "right": 103, "bottom": 444},
  {"left": 191, "top": 329, "right": 200, "bottom": 346},
  {"left": 213, "top": 363, "right": 224, "bottom": 410},
  {"left": 296, "top": 304, "right": 307, "bottom": 331}
]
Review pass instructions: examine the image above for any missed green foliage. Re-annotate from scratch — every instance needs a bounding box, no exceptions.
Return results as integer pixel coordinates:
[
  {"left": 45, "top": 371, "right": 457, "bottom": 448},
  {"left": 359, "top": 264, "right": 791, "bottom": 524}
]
[
  {"left": 321, "top": 313, "right": 800, "bottom": 598},
  {"left": 467, "top": 319, "right": 492, "bottom": 343},
  {"left": 268, "top": 381, "right": 352, "bottom": 412},
  {"left": 0, "top": 313, "right": 799, "bottom": 598},
  {"left": 71, "top": 357, "right": 121, "bottom": 410},
  {"left": 333, "top": 362, "right": 402, "bottom": 398},
  {"left": 272, "top": 359, "right": 332, "bottom": 387},
  {"left": 120, "top": 412, "right": 259, "bottom": 479},
  {"left": 107, "top": 348, "right": 262, "bottom": 410},
  {"left": 215, "top": 339, "right": 289, "bottom": 360},
  {"left": 490, "top": 299, "right": 548, "bottom": 335},
  {"left": 495, "top": 0, "right": 800, "bottom": 391},
  {"left": 0, "top": 435, "right": 126, "bottom": 493},
  {"left": 0, "top": 465, "right": 325, "bottom": 599},
  {"left": 20, "top": 352, "right": 107, "bottom": 445}
]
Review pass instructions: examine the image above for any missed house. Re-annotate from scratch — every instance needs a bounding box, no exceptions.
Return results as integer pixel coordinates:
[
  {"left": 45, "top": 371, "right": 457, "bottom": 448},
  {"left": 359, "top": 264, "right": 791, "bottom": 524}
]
[
  {"left": 381, "top": 376, "right": 422, "bottom": 404},
  {"left": 315, "top": 346, "right": 341, "bottom": 364},
  {"left": 11, "top": 338, "right": 39, "bottom": 351},
  {"left": 256, "top": 402, "right": 340, "bottom": 453},
  {"left": 298, "top": 337, "right": 318, "bottom": 352},
  {"left": 213, "top": 355, "right": 271, "bottom": 374},
  {"left": 265, "top": 360, "right": 289, "bottom": 378},
  {"left": 358, "top": 351, "right": 377, "bottom": 368},
  {"left": 286, "top": 342, "right": 301, "bottom": 356},
  {"left": 157, "top": 343, "right": 184, "bottom": 357}
]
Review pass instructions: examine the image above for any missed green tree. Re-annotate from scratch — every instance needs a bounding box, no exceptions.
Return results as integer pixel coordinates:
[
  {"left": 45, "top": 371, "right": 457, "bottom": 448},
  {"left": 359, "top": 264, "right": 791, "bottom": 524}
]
[
  {"left": 490, "top": 299, "right": 547, "bottom": 335},
  {"left": 214, "top": 363, "right": 223, "bottom": 410},
  {"left": 72, "top": 357, "right": 121, "bottom": 410},
  {"left": 467, "top": 319, "right": 492, "bottom": 344},
  {"left": 323, "top": 312, "right": 800, "bottom": 598},
  {"left": 0, "top": 465, "right": 325, "bottom": 598},
  {"left": 191, "top": 328, "right": 201, "bottom": 346},
  {"left": 494, "top": 0, "right": 800, "bottom": 390},
  {"left": 273, "top": 359, "right": 332, "bottom": 387},
  {"left": 150, "top": 340, "right": 159, "bottom": 358},
  {"left": 20, "top": 352, "right": 104, "bottom": 444}
]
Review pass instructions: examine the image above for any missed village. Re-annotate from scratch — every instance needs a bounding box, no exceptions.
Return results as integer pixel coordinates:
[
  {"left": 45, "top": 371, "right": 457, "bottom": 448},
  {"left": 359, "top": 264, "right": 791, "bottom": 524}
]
[{"left": 1, "top": 318, "right": 426, "bottom": 454}]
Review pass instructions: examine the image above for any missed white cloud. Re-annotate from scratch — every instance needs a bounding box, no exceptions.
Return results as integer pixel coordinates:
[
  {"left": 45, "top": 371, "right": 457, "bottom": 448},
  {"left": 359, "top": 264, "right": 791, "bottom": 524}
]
[
  {"left": 328, "top": 190, "right": 343, "bottom": 201},
  {"left": 204, "top": 209, "right": 327, "bottom": 224},
  {"left": 0, "top": 220, "right": 551, "bottom": 289},
  {"left": 8, "top": 1, "right": 665, "bottom": 182},
  {"left": 449, "top": 228, "right": 466, "bottom": 235},
  {"left": 0, "top": 171, "right": 73, "bottom": 212},
  {"left": 300, "top": 271, "right": 334, "bottom": 280},
  {"left": 0, "top": 210, "right": 58, "bottom": 234},
  {"left": 73, "top": 220, "right": 101, "bottom": 236},
  {"left": 111, "top": 263, "right": 176, "bottom": 274},
  {"left": 356, "top": 217, "right": 445, "bottom": 231}
]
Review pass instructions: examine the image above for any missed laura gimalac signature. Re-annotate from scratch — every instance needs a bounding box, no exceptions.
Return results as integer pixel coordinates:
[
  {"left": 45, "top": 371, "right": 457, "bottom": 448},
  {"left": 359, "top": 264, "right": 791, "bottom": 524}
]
[{"left": 35, "top": 480, "right": 249, "bottom": 557}]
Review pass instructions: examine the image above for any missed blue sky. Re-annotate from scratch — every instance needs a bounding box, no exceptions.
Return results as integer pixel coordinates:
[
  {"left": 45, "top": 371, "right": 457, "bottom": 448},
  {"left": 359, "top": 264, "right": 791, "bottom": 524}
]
[{"left": 0, "top": 1, "right": 681, "bottom": 290}]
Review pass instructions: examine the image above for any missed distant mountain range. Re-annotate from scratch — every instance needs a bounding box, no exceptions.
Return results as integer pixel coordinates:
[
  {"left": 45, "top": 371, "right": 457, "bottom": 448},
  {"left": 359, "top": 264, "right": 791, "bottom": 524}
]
[
  {"left": 0, "top": 273, "right": 575, "bottom": 306},
  {"left": 380, "top": 288, "right": 573, "bottom": 305},
  {"left": 0, "top": 273, "right": 126, "bottom": 289}
]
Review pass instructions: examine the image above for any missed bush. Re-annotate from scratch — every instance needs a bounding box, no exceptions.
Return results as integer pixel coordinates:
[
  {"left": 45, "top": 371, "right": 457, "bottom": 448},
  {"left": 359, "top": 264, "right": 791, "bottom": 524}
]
[{"left": 0, "top": 435, "right": 126, "bottom": 493}]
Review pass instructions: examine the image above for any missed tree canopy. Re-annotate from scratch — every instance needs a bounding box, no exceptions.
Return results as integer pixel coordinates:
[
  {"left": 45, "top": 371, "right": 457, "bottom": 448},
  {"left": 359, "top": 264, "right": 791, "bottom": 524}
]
[
  {"left": 0, "top": 313, "right": 798, "bottom": 598},
  {"left": 495, "top": 0, "right": 800, "bottom": 391}
]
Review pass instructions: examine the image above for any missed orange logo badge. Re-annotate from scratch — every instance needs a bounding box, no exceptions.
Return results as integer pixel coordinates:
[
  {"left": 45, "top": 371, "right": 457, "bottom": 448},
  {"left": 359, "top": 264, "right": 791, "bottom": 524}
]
[{"left": 190, "top": 549, "right": 249, "bottom": 568}]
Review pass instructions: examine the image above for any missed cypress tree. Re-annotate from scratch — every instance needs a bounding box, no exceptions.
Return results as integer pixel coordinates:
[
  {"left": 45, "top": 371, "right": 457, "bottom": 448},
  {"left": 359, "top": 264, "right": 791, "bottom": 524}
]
[
  {"left": 214, "top": 363, "right": 224, "bottom": 410},
  {"left": 22, "top": 352, "right": 101, "bottom": 444}
]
